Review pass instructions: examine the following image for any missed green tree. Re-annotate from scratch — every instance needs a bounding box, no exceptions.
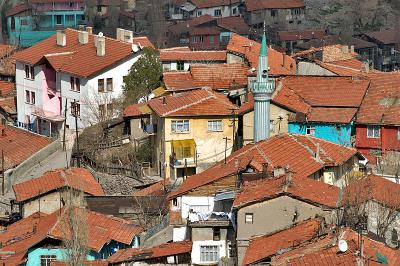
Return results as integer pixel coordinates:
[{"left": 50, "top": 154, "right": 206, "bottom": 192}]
[{"left": 124, "top": 47, "right": 162, "bottom": 104}]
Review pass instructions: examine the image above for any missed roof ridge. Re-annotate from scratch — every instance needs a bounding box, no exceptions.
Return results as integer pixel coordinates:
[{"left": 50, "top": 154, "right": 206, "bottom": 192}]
[
  {"left": 162, "top": 90, "right": 216, "bottom": 116},
  {"left": 255, "top": 144, "right": 273, "bottom": 166},
  {"left": 289, "top": 135, "right": 323, "bottom": 165},
  {"left": 303, "top": 136, "right": 335, "bottom": 164}
]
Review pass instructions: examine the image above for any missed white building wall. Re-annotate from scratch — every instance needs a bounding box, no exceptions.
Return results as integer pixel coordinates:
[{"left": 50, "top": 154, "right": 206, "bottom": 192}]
[
  {"left": 181, "top": 196, "right": 215, "bottom": 219},
  {"left": 191, "top": 240, "right": 227, "bottom": 264},
  {"left": 195, "top": 5, "right": 239, "bottom": 18},
  {"left": 173, "top": 226, "right": 187, "bottom": 242}
]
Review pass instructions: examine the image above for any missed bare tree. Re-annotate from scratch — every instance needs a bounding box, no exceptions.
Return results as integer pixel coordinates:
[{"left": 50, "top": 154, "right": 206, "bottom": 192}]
[
  {"left": 376, "top": 151, "right": 400, "bottom": 179},
  {"left": 60, "top": 187, "right": 89, "bottom": 266},
  {"left": 132, "top": 194, "right": 168, "bottom": 229}
]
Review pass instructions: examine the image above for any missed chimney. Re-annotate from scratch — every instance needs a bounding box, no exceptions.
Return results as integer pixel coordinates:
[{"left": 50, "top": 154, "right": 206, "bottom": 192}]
[
  {"left": 78, "top": 31, "right": 89, "bottom": 44},
  {"left": 78, "top": 25, "right": 85, "bottom": 31},
  {"left": 162, "top": 97, "right": 167, "bottom": 105},
  {"left": 1, "top": 128, "right": 5, "bottom": 136},
  {"left": 262, "top": 163, "right": 269, "bottom": 179},
  {"left": 96, "top": 33, "right": 105, "bottom": 56},
  {"left": 56, "top": 30, "right": 66, "bottom": 46},
  {"left": 116, "top": 28, "right": 124, "bottom": 41},
  {"left": 341, "top": 45, "right": 349, "bottom": 54},
  {"left": 350, "top": 45, "right": 355, "bottom": 53},
  {"left": 362, "top": 62, "right": 370, "bottom": 73},
  {"left": 86, "top": 26, "right": 93, "bottom": 34},
  {"left": 315, "top": 143, "right": 321, "bottom": 162},
  {"left": 124, "top": 30, "right": 133, "bottom": 43}
]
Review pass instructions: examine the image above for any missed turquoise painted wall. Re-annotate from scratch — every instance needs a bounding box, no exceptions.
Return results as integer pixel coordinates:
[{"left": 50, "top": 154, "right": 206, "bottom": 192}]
[
  {"left": 7, "top": 30, "right": 55, "bottom": 47},
  {"left": 288, "top": 122, "right": 353, "bottom": 146},
  {"left": 26, "top": 236, "right": 140, "bottom": 264}
]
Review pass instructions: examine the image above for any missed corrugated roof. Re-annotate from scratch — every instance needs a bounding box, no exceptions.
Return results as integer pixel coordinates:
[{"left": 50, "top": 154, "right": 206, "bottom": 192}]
[
  {"left": 278, "top": 30, "right": 326, "bottom": 41},
  {"left": 5, "top": 3, "right": 30, "bottom": 17},
  {"left": 364, "top": 29, "right": 400, "bottom": 45},
  {"left": 13, "top": 168, "right": 105, "bottom": 202}
]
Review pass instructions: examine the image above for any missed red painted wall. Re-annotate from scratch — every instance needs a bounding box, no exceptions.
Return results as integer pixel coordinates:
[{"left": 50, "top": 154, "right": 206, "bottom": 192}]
[{"left": 189, "top": 34, "right": 220, "bottom": 50}]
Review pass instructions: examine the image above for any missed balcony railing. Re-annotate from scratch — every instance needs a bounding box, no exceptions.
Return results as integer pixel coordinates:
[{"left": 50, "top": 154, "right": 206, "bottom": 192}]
[{"left": 169, "top": 155, "right": 197, "bottom": 167}]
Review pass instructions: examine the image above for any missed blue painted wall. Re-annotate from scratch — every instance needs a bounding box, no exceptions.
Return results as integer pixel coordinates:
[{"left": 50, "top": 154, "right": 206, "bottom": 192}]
[
  {"left": 288, "top": 122, "right": 354, "bottom": 146},
  {"left": 26, "top": 236, "right": 140, "bottom": 264}
]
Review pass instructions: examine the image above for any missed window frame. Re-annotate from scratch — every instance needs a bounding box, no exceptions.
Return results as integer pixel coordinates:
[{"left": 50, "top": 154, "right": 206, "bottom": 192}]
[
  {"left": 171, "top": 120, "right": 190, "bottom": 133},
  {"left": 106, "top": 78, "right": 113, "bottom": 91},
  {"left": 40, "top": 255, "right": 57, "bottom": 266},
  {"left": 98, "top": 78, "right": 105, "bottom": 92},
  {"left": 208, "top": 120, "right": 223, "bottom": 132},
  {"left": 306, "top": 125, "right": 315, "bottom": 136},
  {"left": 25, "top": 90, "right": 31, "bottom": 104},
  {"left": 200, "top": 245, "right": 219, "bottom": 262},
  {"left": 214, "top": 9, "right": 222, "bottom": 17},
  {"left": 70, "top": 76, "right": 80, "bottom": 92},
  {"left": 245, "top": 213, "right": 253, "bottom": 224},
  {"left": 367, "top": 125, "right": 380, "bottom": 138},
  {"left": 71, "top": 102, "right": 81, "bottom": 117},
  {"left": 177, "top": 61, "right": 185, "bottom": 71}
]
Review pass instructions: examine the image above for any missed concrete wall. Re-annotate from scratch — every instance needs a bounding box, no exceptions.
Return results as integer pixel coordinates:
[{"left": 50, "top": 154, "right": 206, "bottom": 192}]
[
  {"left": 22, "top": 191, "right": 62, "bottom": 217},
  {"left": 236, "top": 195, "right": 334, "bottom": 265},
  {"left": 191, "top": 240, "right": 227, "bottom": 265},
  {"left": 194, "top": 4, "right": 239, "bottom": 18},
  {"left": 297, "top": 61, "right": 337, "bottom": 76}
]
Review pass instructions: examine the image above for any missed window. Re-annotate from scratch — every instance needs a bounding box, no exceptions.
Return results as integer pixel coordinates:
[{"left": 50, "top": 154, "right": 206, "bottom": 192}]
[
  {"left": 192, "top": 36, "right": 198, "bottom": 43},
  {"left": 99, "top": 104, "right": 105, "bottom": 117},
  {"left": 171, "top": 120, "right": 189, "bottom": 133},
  {"left": 98, "top": 79, "right": 105, "bottom": 92},
  {"left": 214, "top": 9, "right": 222, "bottom": 17},
  {"left": 31, "top": 91, "right": 35, "bottom": 104},
  {"left": 232, "top": 7, "right": 237, "bottom": 15},
  {"left": 11, "top": 17, "right": 15, "bottom": 30},
  {"left": 271, "top": 9, "right": 278, "bottom": 17},
  {"left": 392, "top": 229, "right": 398, "bottom": 245},
  {"left": 97, "top": 5, "right": 102, "bottom": 12},
  {"left": 40, "top": 255, "right": 56, "bottom": 266},
  {"left": 25, "top": 65, "right": 29, "bottom": 78},
  {"left": 306, "top": 125, "right": 315, "bottom": 136},
  {"left": 30, "top": 66, "right": 35, "bottom": 79},
  {"left": 107, "top": 102, "right": 114, "bottom": 115},
  {"left": 25, "top": 65, "right": 34, "bottom": 79},
  {"left": 56, "top": 15, "right": 62, "bottom": 25},
  {"left": 291, "top": 8, "right": 302, "bottom": 15},
  {"left": 70, "top": 76, "right": 80, "bottom": 92},
  {"left": 20, "top": 19, "right": 28, "bottom": 26},
  {"left": 245, "top": 213, "right": 253, "bottom": 224},
  {"left": 200, "top": 245, "right": 219, "bottom": 262},
  {"left": 367, "top": 125, "right": 380, "bottom": 138},
  {"left": 106, "top": 78, "right": 113, "bottom": 91},
  {"left": 213, "top": 228, "right": 221, "bottom": 241},
  {"left": 66, "top": 15, "right": 74, "bottom": 21},
  {"left": 208, "top": 120, "right": 223, "bottom": 132},
  {"left": 197, "top": 11, "right": 202, "bottom": 16},
  {"left": 199, "top": 36, "right": 204, "bottom": 43},
  {"left": 210, "top": 36, "right": 214, "bottom": 43},
  {"left": 173, "top": 198, "right": 178, "bottom": 206},
  {"left": 25, "top": 90, "right": 30, "bottom": 103},
  {"left": 71, "top": 102, "right": 80, "bottom": 117},
  {"left": 177, "top": 61, "right": 184, "bottom": 71}
]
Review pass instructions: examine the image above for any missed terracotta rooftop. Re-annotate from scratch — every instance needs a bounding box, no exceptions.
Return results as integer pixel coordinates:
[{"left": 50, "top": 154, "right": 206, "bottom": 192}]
[
  {"left": 315, "top": 58, "right": 368, "bottom": 76},
  {"left": 190, "top": 0, "right": 239, "bottom": 8},
  {"left": 168, "top": 15, "right": 215, "bottom": 36},
  {"left": 271, "top": 227, "right": 400, "bottom": 265},
  {"left": 132, "top": 181, "right": 167, "bottom": 197},
  {"left": 343, "top": 174, "right": 400, "bottom": 209},
  {"left": 296, "top": 35, "right": 377, "bottom": 50},
  {"left": 227, "top": 33, "right": 296, "bottom": 75},
  {"left": 242, "top": 219, "right": 323, "bottom": 265},
  {"left": 169, "top": 134, "right": 357, "bottom": 199},
  {"left": 246, "top": 0, "right": 305, "bottom": 11},
  {"left": 123, "top": 102, "right": 152, "bottom": 117},
  {"left": 0, "top": 81, "right": 15, "bottom": 98},
  {"left": 13, "top": 167, "right": 105, "bottom": 202},
  {"left": 0, "top": 125, "right": 52, "bottom": 171},
  {"left": 0, "top": 97, "right": 16, "bottom": 115},
  {"left": 51, "top": 260, "right": 108, "bottom": 266},
  {"left": 13, "top": 28, "right": 143, "bottom": 78},
  {"left": 163, "top": 72, "right": 198, "bottom": 91},
  {"left": 356, "top": 72, "right": 400, "bottom": 125},
  {"left": 363, "top": 29, "right": 400, "bottom": 45},
  {"left": 190, "top": 63, "right": 248, "bottom": 90},
  {"left": 5, "top": 3, "right": 30, "bottom": 17},
  {"left": 160, "top": 49, "right": 227, "bottom": 61},
  {"left": 108, "top": 240, "right": 192, "bottom": 263},
  {"left": 294, "top": 44, "right": 358, "bottom": 62},
  {"left": 278, "top": 30, "right": 326, "bottom": 42},
  {"left": 0, "top": 208, "right": 142, "bottom": 265},
  {"left": 233, "top": 174, "right": 340, "bottom": 209},
  {"left": 216, "top": 16, "right": 250, "bottom": 35},
  {"left": 148, "top": 88, "right": 238, "bottom": 117},
  {"left": 132, "top": 36, "right": 155, "bottom": 49},
  {"left": 273, "top": 76, "right": 370, "bottom": 123}
]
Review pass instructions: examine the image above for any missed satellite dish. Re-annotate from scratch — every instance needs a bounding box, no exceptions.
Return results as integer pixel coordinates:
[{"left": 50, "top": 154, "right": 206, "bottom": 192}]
[
  {"left": 98, "top": 32, "right": 104, "bottom": 37},
  {"left": 338, "top": 239, "right": 348, "bottom": 252}
]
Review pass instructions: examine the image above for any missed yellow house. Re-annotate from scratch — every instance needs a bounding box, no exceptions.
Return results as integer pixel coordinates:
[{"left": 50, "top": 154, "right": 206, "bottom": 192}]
[{"left": 144, "top": 88, "right": 238, "bottom": 179}]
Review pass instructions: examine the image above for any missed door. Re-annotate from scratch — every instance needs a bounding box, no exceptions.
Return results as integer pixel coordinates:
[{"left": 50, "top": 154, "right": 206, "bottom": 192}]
[{"left": 56, "top": 15, "right": 62, "bottom": 25}]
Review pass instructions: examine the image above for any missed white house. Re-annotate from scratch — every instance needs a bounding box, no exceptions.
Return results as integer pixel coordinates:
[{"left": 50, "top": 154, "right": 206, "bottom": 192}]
[{"left": 14, "top": 27, "right": 153, "bottom": 137}]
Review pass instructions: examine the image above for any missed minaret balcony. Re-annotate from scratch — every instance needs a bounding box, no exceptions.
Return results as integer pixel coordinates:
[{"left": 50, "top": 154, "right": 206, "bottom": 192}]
[{"left": 252, "top": 80, "right": 275, "bottom": 93}]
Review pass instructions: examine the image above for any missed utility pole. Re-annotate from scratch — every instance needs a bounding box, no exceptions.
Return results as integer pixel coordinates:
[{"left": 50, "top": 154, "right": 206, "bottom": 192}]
[
  {"left": 1, "top": 149, "right": 4, "bottom": 196},
  {"left": 223, "top": 137, "right": 231, "bottom": 164},
  {"left": 62, "top": 98, "right": 68, "bottom": 151},
  {"left": 229, "top": 108, "right": 237, "bottom": 150},
  {"left": 73, "top": 100, "right": 80, "bottom": 167}
]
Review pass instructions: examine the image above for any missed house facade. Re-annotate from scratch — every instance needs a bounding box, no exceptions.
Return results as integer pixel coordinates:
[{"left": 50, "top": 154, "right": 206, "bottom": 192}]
[
  {"left": 14, "top": 28, "right": 151, "bottom": 137},
  {"left": 6, "top": 1, "right": 86, "bottom": 47}
]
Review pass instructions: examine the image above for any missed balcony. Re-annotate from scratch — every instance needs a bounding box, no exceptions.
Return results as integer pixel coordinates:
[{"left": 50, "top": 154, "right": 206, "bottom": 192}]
[
  {"left": 170, "top": 139, "right": 197, "bottom": 168},
  {"left": 143, "top": 124, "right": 157, "bottom": 134}
]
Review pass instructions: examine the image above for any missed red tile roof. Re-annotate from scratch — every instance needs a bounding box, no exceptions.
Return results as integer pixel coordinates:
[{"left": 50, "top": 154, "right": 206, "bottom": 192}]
[
  {"left": 273, "top": 76, "right": 370, "bottom": 123},
  {"left": 13, "top": 167, "right": 105, "bottom": 202},
  {"left": 0, "top": 125, "right": 52, "bottom": 171},
  {"left": 132, "top": 36, "right": 155, "bottom": 49},
  {"left": 364, "top": 29, "right": 400, "bottom": 45},
  {"left": 356, "top": 72, "right": 400, "bottom": 125},
  {"left": 5, "top": 3, "right": 30, "bottom": 17},
  {"left": 160, "top": 49, "right": 226, "bottom": 61},
  {"left": 278, "top": 30, "right": 326, "bottom": 41},
  {"left": 190, "top": 0, "right": 239, "bottom": 8},
  {"left": 190, "top": 63, "right": 248, "bottom": 90},
  {"left": 14, "top": 29, "right": 138, "bottom": 78},
  {"left": 227, "top": 33, "right": 296, "bottom": 75},
  {"left": 246, "top": 0, "right": 305, "bottom": 11},
  {"left": 216, "top": 16, "right": 249, "bottom": 35},
  {"left": 0, "top": 97, "right": 16, "bottom": 115},
  {"left": 123, "top": 102, "right": 152, "bottom": 117},
  {"left": 148, "top": 88, "right": 238, "bottom": 117},
  {"left": 315, "top": 59, "right": 369, "bottom": 76},
  {"left": 0, "top": 208, "right": 142, "bottom": 265},
  {"left": 163, "top": 72, "right": 198, "bottom": 91},
  {"left": 271, "top": 228, "right": 400, "bottom": 265},
  {"left": 0, "top": 81, "right": 15, "bottom": 97},
  {"left": 242, "top": 219, "right": 323, "bottom": 265},
  {"left": 132, "top": 181, "right": 167, "bottom": 197},
  {"left": 168, "top": 15, "right": 215, "bottom": 36},
  {"left": 343, "top": 174, "right": 400, "bottom": 209},
  {"left": 169, "top": 134, "right": 356, "bottom": 199},
  {"left": 190, "top": 26, "right": 221, "bottom": 36},
  {"left": 108, "top": 240, "right": 192, "bottom": 263}
]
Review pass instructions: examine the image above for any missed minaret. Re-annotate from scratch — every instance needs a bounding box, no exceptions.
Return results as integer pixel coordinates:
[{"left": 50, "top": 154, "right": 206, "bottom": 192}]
[{"left": 253, "top": 26, "right": 275, "bottom": 142}]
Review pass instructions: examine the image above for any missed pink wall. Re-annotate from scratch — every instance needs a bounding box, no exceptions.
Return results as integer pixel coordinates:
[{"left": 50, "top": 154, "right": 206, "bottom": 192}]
[
  {"left": 34, "top": 2, "right": 84, "bottom": 12},
  {"left": 41, "top": 65, "right": 61, "bottom": 115}
]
